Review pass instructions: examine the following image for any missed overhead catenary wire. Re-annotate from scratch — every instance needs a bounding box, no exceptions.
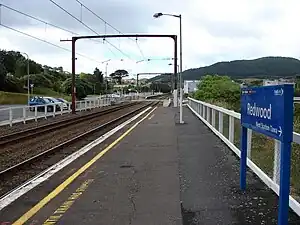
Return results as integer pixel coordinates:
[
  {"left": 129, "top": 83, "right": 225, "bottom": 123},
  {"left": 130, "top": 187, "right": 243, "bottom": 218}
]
[
  {"left": 1, "top": 4, "right": 77, "bottom": 35},
  {"left": 1, "top": 3, "right": 123, "bottom": 60},
  {"left": 49, "top": 0, "right": 132, "bottom": 60},
  {"left": 0, "top": 3, "right": 111, "bottom": 49},
  {"left": 74, "top": 0, "right": 135, "bottom": 41},
  {"left": 0, "top": 23, "right": 104, "bottom": 63},
  {"left": 73, "top": 0, "right": 146, "bottom": 60},
  {"left": 135, "top": 38, "right": 146, "bottom": 60}
]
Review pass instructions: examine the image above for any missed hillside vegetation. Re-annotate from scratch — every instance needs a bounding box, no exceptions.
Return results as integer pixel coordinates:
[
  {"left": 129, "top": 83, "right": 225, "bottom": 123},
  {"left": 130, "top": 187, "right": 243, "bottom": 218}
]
[
  {"left": 149, "top": 56, "right": 300, "bottom": 82},
  {"left": 0, "top": 49, "right": 172, "bottom": 104},
  {"left": 0, "top": 49, "right": 109, "bottom": 103}
]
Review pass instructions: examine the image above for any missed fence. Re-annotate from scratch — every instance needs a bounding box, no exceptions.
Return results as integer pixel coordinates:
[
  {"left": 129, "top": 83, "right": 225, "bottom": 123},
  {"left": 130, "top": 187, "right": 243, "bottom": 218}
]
[
  {"left": 187, "top": 97, "right": 300, "bottom": 216},
  {"left": 0, "top": 98, "right": 113, "bottom": 127},
  {"left": 0, "top": 92, "right": 162, "bottom": 127}
]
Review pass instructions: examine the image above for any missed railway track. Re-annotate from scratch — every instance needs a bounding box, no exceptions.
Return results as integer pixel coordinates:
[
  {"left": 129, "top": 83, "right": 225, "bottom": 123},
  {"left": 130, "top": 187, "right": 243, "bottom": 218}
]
[
  {"left": 0, "top": 101, "right": 139, "bottom": 146},
  {"left": 0, "top": 101, "right": 157, "bottom": 197}
]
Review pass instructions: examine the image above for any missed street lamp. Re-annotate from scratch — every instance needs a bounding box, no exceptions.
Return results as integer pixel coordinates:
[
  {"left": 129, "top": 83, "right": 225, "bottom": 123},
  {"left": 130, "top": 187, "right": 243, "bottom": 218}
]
[
  {"left": 101, "top": 59, "right": 124, "bottom": 93},
  {"left": 153, "top": 12, "right": 184, "bottom": 123},
  {"left": 101, "top": 59, "right": 111, "bottom": 92},
  {"left": 21, "top": 52, "right": 30, "bottom": 105}
]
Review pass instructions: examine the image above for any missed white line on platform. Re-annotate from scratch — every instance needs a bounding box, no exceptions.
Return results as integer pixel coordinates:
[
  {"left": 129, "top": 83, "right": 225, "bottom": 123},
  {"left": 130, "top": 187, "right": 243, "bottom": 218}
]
[
  {"left": 0, "top": 106, "right": 152, "bottom": 211},
  {"left": 148, "top": 114, "right": 155, "bottom": 120}
]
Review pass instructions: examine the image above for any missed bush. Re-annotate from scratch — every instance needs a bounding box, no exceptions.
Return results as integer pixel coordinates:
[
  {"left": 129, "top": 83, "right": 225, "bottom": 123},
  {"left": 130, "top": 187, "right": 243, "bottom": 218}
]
[
  {"left": 194, "top": 75, "right": 241, "bottom": 109},
  {"left": 62, "top": 78, "right": 88, "bottom": 100},
  {"left": 20, "top": 74, "right": 53, "bottom": 88},
  {"left": 3, "top": 75, "right": 24, "bottom": 93}
]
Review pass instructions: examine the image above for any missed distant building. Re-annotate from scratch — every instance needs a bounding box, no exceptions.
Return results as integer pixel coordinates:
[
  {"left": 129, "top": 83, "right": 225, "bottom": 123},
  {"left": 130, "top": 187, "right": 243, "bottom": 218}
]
[
  {"left": 263, "top": 79, "right": 295, "bottom": 87},
  {"left": 183, "top": 80, "right": 200, "bottom": 93}
]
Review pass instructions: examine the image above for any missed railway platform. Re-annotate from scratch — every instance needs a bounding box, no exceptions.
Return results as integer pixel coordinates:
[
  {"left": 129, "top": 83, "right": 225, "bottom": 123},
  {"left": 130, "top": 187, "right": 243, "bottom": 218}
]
[{"left": 1, "top": 106, "right": 300, "bottom": 224}]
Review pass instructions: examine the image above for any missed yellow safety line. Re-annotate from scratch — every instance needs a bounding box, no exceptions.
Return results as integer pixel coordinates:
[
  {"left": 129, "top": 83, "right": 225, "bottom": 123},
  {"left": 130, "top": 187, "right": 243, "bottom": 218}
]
[{"left": 13, "top": 106, "right": 158, "bottom": 225}]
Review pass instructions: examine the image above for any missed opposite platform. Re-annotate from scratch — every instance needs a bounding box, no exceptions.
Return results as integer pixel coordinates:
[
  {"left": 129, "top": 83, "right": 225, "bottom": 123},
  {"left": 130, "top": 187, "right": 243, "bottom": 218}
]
[{"left": 1, "top": 106, "right": 300, "bottom": 224}]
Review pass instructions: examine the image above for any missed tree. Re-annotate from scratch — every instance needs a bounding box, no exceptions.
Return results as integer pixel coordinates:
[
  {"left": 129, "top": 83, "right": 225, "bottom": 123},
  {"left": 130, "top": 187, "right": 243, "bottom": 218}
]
[
  {"left": 20, "top": 74, "right": 53, "bottom": 88},
  {"left": 94, "top": 67, "right": 104, "bottom": 84},
  {"left": 0, "top": 62, "right": 7, "bottom": 90},
  {"left": 62, "top": 78, "right": 88, "bottom": 100},
  {"left": 15, "top": 58, "right": 27, "bottom": 77},
  {"left": 110, "top": 69, "right": 129, "bottom": 84},
  {"left": 4, "top": 75, "right": 24, "bottom": 93}
]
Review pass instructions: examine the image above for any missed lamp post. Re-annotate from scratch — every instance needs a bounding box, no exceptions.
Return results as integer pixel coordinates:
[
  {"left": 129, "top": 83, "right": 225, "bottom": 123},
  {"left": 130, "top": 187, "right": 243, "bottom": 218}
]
[
  {"left": 154, "top": 12, "right": 184, "bottom": 123},
  {"left": 101, "top": 59, "right": 125, "bottom": 94},
  {"left": 21, "top": 52, "right": 30, "bottom": 105},
  {"left": 169, "top": 63, "right": 180, "bottom": 95},
  {"left": 101, "top": 59, "right": 111, "bottom": 93}
]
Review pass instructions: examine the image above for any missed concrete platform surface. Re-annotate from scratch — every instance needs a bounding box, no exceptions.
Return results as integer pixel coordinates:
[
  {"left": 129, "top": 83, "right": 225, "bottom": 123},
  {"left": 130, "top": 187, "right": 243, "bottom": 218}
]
[{"left": 1, "top": 106, "right": 300, "bottom": 224}]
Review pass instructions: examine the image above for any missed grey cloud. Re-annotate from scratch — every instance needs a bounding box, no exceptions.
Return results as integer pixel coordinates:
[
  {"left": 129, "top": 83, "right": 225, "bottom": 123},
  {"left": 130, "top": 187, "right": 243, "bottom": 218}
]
[
  {"left": 1, "top": 0, "right": 160, "bottom": 34},
  {"left": 191, "top": 4, "right": 283, "bottom": 40},
  {"left": 204, "top": 21, "right": 262, "bottom": 39}
]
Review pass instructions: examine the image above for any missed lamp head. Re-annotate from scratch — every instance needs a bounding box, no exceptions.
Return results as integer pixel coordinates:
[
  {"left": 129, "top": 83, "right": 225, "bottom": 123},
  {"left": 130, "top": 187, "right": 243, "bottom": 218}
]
[{"left": 153, "top": 12, "right": 163, "bottom": 18}]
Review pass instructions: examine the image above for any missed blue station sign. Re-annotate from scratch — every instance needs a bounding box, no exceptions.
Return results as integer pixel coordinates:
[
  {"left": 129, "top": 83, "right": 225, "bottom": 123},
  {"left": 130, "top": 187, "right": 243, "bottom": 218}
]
[
  {"left": 240, "top": 84, "right": 294, "bottom": 225},
  {"left": 241, "top": 84, "right": 294, "bottom": 143}
]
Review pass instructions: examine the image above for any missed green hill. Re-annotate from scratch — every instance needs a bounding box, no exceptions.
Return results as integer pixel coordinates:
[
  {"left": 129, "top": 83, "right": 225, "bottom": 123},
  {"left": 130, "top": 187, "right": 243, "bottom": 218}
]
[{"left": 148, "top": 56, "right": 300, "bottom": 82}]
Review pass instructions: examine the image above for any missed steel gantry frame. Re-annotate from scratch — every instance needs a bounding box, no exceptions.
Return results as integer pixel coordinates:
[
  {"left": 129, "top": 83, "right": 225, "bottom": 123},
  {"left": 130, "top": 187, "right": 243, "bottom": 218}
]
[{"left": 62, "top": 34, "right": 178, "bottom": 114}]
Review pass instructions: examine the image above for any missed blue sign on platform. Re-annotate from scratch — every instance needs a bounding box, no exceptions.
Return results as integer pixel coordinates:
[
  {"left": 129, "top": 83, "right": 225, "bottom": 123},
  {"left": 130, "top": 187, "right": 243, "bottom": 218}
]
[
  {"left": 240, "top": 84, "right": 294, "bottom": 225},
  {"left": 241, "top": 84, "right": 294, "bottom": 142}
]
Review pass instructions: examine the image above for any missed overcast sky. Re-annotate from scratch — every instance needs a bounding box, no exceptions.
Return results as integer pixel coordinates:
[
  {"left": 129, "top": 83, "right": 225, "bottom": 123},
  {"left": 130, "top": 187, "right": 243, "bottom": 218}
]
[{"left": 1, "top": 0, "right": 300, "bottom": 78}]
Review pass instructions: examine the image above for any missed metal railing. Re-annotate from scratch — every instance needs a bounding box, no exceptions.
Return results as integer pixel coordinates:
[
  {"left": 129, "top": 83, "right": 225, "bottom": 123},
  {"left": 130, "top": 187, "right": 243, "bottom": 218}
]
[
  {"left": 187, "top": 97, "right": 300, "bottom": 216},
  {"left": 0, "top": 92, "right": 161, "bottom": 127},
  {"left": 0, "top": 98, "right": 112, "bottom": 127}
]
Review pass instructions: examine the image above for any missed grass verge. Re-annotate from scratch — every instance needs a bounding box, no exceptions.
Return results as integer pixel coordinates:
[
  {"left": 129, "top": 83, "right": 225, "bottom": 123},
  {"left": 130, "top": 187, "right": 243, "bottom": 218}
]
[{"left": 0, "top": 89, "right": 71, "bottom": 105}]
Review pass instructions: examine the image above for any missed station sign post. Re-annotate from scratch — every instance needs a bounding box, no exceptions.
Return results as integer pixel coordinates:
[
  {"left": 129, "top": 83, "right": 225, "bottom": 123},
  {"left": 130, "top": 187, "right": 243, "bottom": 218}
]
[{"left": 240, "top": 84, "right": 294, "bottom": 225}]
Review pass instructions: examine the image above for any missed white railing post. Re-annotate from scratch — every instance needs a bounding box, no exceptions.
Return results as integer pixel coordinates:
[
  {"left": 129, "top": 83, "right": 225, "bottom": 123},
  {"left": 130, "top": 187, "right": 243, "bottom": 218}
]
[
  {"left": 229, "top": 116, "right": 235, "bottom": 143},
  {"left": 60, "top": 103, "right": 63, "bottom": 115},
  {"left": 212, "top": 109, "right": 216, "bottom": 127},
  {"left": 78, "top": 101, "right": 81, "bottom": 112},
  {"left": 9, "top": 108, "right": 13, "bottom": 127},
  {"left": 273, "top": 140, "right": 281, "bottom": 184},
  {"left": 203, "top": 105, "right": 206, "bottom": 119},
  {"left": 53, "top": 104, "right": 56, "bottom": 117},
  {"left": 207, "top": 107, "right": 210, "bottom": 123},
  {"left": 247, "top": 129, "right": 252, "bottom": 158},
  {"left": 219, "top": 111, "right": 223, "bottom": 134},
  {"left": 44, "top": 105, "right": 47, "bottom": 119},
  {"left": 23, "top": 107, "right": 26, "bottom": 124},
  {"left": 85, "top": 101, "right": 87, "bottom": 111},
  {"left": 199, "top": 103, "right": 202, "bottom": 115},
  {"left": 35, "top": 106, "right": 38, "bottom": 121}
]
